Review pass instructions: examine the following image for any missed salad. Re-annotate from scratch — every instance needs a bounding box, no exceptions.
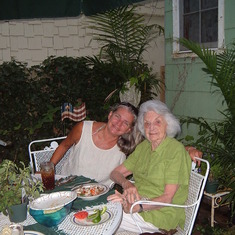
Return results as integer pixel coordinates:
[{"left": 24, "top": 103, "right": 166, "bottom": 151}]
[
  {"left": 74, "top": 206, "right": 107, "bottom": 223},
  {"left": 76, "top": 185, "right": 105, "bottom": 197}
]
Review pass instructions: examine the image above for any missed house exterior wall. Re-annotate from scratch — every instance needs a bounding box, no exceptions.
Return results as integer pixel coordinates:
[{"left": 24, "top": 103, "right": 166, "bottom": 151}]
[
  {"left": 0, "top": 1, "right": 165, "bottom": 77},
  {"left": 164, "top": 0, "right": 235, "bottom": 139}
]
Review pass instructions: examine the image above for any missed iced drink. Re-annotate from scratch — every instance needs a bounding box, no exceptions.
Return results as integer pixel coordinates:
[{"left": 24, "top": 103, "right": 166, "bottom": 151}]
[{"left": 40, "top": 161, "right": 55, "bottom": 190}]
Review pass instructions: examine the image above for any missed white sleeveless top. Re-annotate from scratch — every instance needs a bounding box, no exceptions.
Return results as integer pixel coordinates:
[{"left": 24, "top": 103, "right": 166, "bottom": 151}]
[{"left": 61, "top": 121, "right": 126, "bottom": 186}]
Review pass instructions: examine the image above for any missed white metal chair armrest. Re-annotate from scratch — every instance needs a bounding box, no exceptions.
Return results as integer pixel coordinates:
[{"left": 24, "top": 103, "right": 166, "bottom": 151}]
[{"left": 130, "top": 158, "right": 210, "bottom": 235}]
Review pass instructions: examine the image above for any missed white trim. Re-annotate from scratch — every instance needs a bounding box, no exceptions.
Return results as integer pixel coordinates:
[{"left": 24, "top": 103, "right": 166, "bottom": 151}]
[
  {"left": 172, "top": 0, "right": 180, "bottom": 54},
  {"left": 218, "top": 0, "right": 225, "bottom": 49}
]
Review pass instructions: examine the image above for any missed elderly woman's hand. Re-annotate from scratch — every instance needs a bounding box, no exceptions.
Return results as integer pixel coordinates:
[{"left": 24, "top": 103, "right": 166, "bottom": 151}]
[
  {"left": 187, "top": 146, "right": 203, "bottom": 166},
  {"left": 122, "top": 180, "right": 141, "bottom": 204},
  {"left": 107, "top": 190, "right": 140, "bottom": 214}
]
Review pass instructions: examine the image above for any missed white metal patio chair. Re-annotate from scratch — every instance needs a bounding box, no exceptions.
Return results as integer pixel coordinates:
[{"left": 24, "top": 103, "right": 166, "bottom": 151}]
[
  {"left": 28, "top": 136, "right": 71, "bottom": 174},
  {"left": 129, "top": 157, "right": 210, "bottom": 235}
]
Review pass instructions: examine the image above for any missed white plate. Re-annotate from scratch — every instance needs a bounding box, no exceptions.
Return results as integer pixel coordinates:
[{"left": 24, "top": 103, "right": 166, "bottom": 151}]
[
  {"left": 29, "top": 191, "right": 77, "bottom": 210},
  {"left": 71, "top": 209, "right": 113, "bottom": 226},
  {"left": 24, "top": 231, "right": 45, "bottom": 235},
  {"left": 72, "top": 183, "right": 109, "bottom": 201}
]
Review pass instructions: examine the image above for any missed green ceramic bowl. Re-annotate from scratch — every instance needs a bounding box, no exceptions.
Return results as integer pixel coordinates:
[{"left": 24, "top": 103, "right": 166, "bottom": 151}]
[{"left": 29, "top": 191, "right": 77, "bottom": 227}]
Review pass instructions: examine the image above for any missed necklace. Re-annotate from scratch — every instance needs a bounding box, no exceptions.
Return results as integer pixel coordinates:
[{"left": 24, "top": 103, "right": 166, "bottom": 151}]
[{"left": 92, "top": 124, "right": 106, "bottom": 136}]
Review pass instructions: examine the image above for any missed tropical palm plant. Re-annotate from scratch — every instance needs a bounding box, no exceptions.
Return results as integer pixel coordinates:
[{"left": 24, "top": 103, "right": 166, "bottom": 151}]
[
  {"left": 180, "top": 38, "right": 235, "bottom": 220},
  {"left": 89, "top": 6, "right": 163, "bottom": 63},
  {"left": 86, "top": 5, "right": 164, "bottom": 104}
]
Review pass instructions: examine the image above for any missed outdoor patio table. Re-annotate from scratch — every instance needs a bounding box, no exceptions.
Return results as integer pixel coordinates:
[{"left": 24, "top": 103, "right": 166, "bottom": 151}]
[{"left": 0, "top": 175, "right": 123, "bottom": 235}]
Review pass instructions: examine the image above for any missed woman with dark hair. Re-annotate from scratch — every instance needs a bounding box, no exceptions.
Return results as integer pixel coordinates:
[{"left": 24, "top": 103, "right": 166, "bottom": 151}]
[{"left": 50, "top": 102, "right": 141, "bottom": 186}]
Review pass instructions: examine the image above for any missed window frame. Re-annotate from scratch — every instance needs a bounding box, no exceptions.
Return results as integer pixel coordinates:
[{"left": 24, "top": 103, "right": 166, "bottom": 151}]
[{"left": 172, "top": 0, "right": 225, "bottom": 54}]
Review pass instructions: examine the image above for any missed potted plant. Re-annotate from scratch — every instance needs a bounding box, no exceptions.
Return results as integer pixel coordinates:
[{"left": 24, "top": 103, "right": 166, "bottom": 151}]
[{"left": 0, "top": 159, "right": 44, "bottom": 222}]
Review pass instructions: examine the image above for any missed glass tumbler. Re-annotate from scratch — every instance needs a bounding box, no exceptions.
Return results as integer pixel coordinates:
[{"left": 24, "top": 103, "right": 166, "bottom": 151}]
[{"left": 40, "top": 161, "right": 55, "bottom": 190}]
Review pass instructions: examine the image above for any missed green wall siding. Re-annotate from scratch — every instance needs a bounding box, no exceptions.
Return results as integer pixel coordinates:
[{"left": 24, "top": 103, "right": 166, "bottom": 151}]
[{"left": 164, "top": 0, "right": 235, "bottom": 139}]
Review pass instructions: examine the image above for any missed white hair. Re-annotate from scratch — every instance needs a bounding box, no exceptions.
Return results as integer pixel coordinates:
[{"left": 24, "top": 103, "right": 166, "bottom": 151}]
[{"left": 137, "top": 100, "right": 181, "bottom": 138}]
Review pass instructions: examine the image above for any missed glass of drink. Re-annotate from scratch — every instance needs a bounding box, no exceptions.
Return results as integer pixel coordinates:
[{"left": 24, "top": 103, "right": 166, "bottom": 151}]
[{"left": 40, "top": 161, "right": 55, "bottom": 190}]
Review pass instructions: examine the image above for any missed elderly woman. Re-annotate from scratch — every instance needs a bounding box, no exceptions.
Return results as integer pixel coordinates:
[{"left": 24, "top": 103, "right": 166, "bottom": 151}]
[{"left": 108, "top": 100, "right": 192, "bottom": 233}]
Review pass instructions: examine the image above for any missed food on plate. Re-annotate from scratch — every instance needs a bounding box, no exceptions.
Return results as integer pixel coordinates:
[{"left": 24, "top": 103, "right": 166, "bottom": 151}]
[
  {"left": 76, "top": 185, "right": 105, "bottom": 197},
  {"left": 74, "top": 206, "right": 107, "bottom": 224},
  {"left": 89, "top": 210, "right": 101, "bottom": 223},
  {"left": 100, "top": 206, "right": 107, "bottom": 215},
  {"left": 88, "top": 206, "right": 107, "bottom": 223},
  {"left": 74, "top": 211, "right": 89, "bottom": 220}
]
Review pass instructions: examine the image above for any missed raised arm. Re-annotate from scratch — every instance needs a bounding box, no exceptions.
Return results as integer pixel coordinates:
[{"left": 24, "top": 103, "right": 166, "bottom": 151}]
[{"left": 50, "top": 122, "right": 83, "bottom": 165}]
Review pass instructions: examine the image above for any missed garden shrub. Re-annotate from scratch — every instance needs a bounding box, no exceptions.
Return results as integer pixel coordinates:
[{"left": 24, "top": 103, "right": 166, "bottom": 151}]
[
  {"left": 0, "top": 60, "right": 32, "bottom": 163},
  {"left": 0, "top": 57, "right": 127, "bottom": 164}
]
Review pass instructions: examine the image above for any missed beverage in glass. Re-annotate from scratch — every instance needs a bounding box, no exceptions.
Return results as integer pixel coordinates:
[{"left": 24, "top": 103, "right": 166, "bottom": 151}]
[{"left": 40, "top": 161, "right": 55, "bottom": 190}]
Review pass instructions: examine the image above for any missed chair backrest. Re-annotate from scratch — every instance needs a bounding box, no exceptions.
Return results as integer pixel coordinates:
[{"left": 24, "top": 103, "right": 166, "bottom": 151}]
[
  {"left": 177, "top": 158, "right": 210, "bottom": 234},
  {"left": 130, "top": 157, "right": 209, "bottom": 235},
  {"left": 28, "top": 136, "right": 71, "bottom": 175}
]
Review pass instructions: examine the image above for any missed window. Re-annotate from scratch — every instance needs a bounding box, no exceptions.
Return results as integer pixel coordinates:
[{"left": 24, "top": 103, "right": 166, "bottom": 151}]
[{"left": 173, "top": 0, "right": 224, "bottom": 53}]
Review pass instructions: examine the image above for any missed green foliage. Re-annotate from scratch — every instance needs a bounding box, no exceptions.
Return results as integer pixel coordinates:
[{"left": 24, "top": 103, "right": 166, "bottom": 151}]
[
  {"left": 0, "top": 57, "right": 91, "bottom": 164},
  {"left": 180, "top": 38, "right": 235, "bottom": 217},
  {"left": 0, "top": 60, "right": 33, "bottom": 163},
  {"left": 0, "top": 56, "right": 121, "bottom": 163},
  {"left": 30, "top": 56, "right": 92, "bottom": 135},
  {"left": 89, "top": 6, "right": 164, "bottom": 64},
  {"left": 0, "top": 159, "right": 44, "bottom": 216},
  {"left": 83, "top": 56, "right": 126, "bottom": 119},
  {"left": 33, "top": 56, "right": 90, "bottom": 104},
  {"left": 182, "top": 116, "right": 233, "bottom": 186},
  {"left": 87, "top": 6, "right": 163, "bottom": 102}
]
